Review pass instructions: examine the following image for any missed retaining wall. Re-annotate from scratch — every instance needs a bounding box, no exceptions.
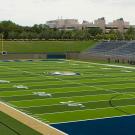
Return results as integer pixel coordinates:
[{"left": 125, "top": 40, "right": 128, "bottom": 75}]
[{"left": 0, "top": 52, "right": 80, "bottom": 60}]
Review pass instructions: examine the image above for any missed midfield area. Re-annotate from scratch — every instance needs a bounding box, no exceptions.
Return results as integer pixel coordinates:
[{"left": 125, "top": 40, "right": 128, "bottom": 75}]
[{"left": 1, "top": 60, "right": 135, "bottom": 124}]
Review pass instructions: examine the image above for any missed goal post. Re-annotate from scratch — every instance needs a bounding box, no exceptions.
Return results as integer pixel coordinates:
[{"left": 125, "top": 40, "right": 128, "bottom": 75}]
[{"left": 1, "top": 33, "right": 7, "bottom": 55}]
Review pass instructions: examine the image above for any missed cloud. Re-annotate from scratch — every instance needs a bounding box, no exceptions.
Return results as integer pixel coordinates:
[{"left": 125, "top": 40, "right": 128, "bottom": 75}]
[
  {"left": 91, "top": 0, "right": 135, "bottom": 6},
  {"left": 0, "top": 0, "right": 134, "bottom": 25}
]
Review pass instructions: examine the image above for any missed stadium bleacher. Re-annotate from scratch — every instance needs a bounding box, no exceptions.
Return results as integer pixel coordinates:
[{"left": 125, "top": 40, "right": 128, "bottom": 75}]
[
  {"left": 81, "top": 41, "right": 135, "bottom": 64},
  {"left": 88, "top": 41, "right": 135, "bottom": 57}
]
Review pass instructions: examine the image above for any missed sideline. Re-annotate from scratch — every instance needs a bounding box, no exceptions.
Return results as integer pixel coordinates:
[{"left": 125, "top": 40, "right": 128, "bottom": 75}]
[
  {"left": 69, "top": 59, "right": 135, "bottom": 69},
  {"left": 0, "top": 101, "right": 67, "bottom": 135},
  {"left": 51, "top": 113, "right": 135, "bottom": 125}
]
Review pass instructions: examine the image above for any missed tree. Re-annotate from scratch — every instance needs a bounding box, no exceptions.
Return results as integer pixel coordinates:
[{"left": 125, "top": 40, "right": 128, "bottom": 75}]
[
  {"left": 0, "top": 19, "right": 135, "bottom": 41},
  {"left": 124, "top": 27, "right": 135, "bottom": 40},
  {"left": 87, "top": 27, "right": 103, "bottom": 37}
]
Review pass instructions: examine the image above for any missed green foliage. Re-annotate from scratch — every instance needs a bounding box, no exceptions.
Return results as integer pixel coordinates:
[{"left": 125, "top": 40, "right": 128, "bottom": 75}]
[
  {"left": 124, "top": 27, "right": 135, "bottom": 40},
  {"left": 0, "top": 20, "right": 135, "bottom": 40},
  {"left": 87, "top": 27, "right": 103, "bottom": 37}
]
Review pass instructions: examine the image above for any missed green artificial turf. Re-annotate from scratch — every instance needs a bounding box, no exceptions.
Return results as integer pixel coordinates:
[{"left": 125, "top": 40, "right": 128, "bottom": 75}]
[{"left": 0, "top": 60, "right": 135, "bottom": 125}]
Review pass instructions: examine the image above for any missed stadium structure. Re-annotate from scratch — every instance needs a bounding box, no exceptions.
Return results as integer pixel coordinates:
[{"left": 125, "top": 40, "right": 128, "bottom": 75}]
[
  {"left": 1, "top": 37, "right": 135, "bottom": 135},
  {"left": 1, "top": 39, "right": 135, "bottom": 65},
  {"left": 79, "top": 41, "right": 135, "bottom": 65}
]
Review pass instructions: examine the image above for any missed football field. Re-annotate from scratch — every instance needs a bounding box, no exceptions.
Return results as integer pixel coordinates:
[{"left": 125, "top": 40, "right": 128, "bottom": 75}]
[{"left": 1, "top": 60, "right": 135, "bottom": 125}]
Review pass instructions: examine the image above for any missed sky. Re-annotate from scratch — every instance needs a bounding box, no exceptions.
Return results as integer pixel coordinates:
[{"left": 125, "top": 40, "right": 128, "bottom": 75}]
[{"left": 0, "top": 0, "right": 134, "bottom": 26}]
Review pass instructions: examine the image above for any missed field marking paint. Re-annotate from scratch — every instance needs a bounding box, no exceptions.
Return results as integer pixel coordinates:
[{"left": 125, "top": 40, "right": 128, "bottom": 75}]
[
  {"left": 16, "top": 95, "right": 135, "bottom": 109},
  {"left": 0, "top": 82, "right": 134, "bottom": 98},
  {"left": 50, "top": 67, "right": 135, "bottom": 98},
  {"left": 36, "top": 103, "right": 135, "bottom": 118},
  {"left": 1, "top": 80, "right": 134, "bottom": 95},
  {"left": 1, "top": 78, "right": 135, "bottom": 95},
  {"left": 48, "top": 65, "right": 112, "bottom": 93},
  {"left": 0, "top": 88, "right": 101, "bottom": 98},
  {"left": 5, "top": 87, "right": 135, "bottom": 103},
  {"left": 69, "top": 60, "right": 135, "bottom": 70},
  {"left": 7, "top": 74, "right": 135, "bottom": 83},
  {"left": 10, "top": 92, "right": 120, "bottom": 104},
  {"left": 9, "top": 90, "right": 135, "bottom": 103},
  {"left": 0, "top": 85, "right": 90, "bottom": 96},
  {"left": 15, "top": 99, "right": 115, "bottom": 109},
  {"left": 0, "top": 88, "right": 122, "bottom": 102}
]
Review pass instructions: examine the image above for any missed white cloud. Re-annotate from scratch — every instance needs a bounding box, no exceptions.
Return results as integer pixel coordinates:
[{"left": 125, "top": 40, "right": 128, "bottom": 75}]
[{"left": 0, "top": 0, "right": 134, "bottom": 26}]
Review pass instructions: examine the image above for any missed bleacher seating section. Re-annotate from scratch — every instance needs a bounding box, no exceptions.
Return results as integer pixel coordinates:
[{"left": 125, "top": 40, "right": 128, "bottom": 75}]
[{"left": 88, "top": 41, "right": 135, "bottom": 58}]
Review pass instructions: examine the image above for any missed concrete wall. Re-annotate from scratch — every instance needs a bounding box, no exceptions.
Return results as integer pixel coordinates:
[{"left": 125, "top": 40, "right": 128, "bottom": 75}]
[
  {"left": 0, "top": 51, "right": 133, "bottom": 65},
  {"left": 78, "top": 52, "right": 132, "bottom": 64},
  {"left": 66, "top": 52, "right": 80, "bottom": 59},
  {"left": 0, "top": 53, "right": 47, "bottom": 60},
  {"left": 78, "top": 53, "right": 108, "bottom": 61},
  {"left": 0, "top": 52, "right": 80, "bottom": 60}
]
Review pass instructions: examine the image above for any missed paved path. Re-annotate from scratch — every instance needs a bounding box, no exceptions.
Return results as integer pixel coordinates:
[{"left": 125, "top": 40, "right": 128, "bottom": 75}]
[{"left": 0, "top": 102, "right": 67, "bottom": 135}]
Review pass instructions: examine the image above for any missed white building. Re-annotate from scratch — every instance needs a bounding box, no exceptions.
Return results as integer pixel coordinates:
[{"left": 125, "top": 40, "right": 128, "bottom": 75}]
[
  {"left": 46, "top": 18, "right": 131, "bottom": 33},
  {"left": 46, "top": 19, "right": 80, "bottom": 30}
]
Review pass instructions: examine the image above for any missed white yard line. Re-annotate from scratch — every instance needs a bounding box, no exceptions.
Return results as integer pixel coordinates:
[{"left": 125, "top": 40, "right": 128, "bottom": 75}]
[
  {"left": 36, "top": 104, "right": 135, "bottom": 116},
  {"left": 0, "top": 85, "right": 90, "bottom": 94},
  {"left": 9, "top": 93, "right": 119, "bottom": 103},
  {"left": 1, "top": 82, "right": 135, "bottom": 96},
  {"left": 3, "top": 88, "right": 135, "bottom": 103},
  {"left": 0, "top": 87, "right": 99, "bottom": 98},
  {"left": 10, "top": 91, "right": 135, "bottom": 103},
  {"left": 0, "top": 89, "right": 117, "bottom": 101},
  {"left": 14, "top": 96, "right": 135, "bottom": 109},
  {"left": 69, "top": 60, "right": 135, "bottom": 70}
]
